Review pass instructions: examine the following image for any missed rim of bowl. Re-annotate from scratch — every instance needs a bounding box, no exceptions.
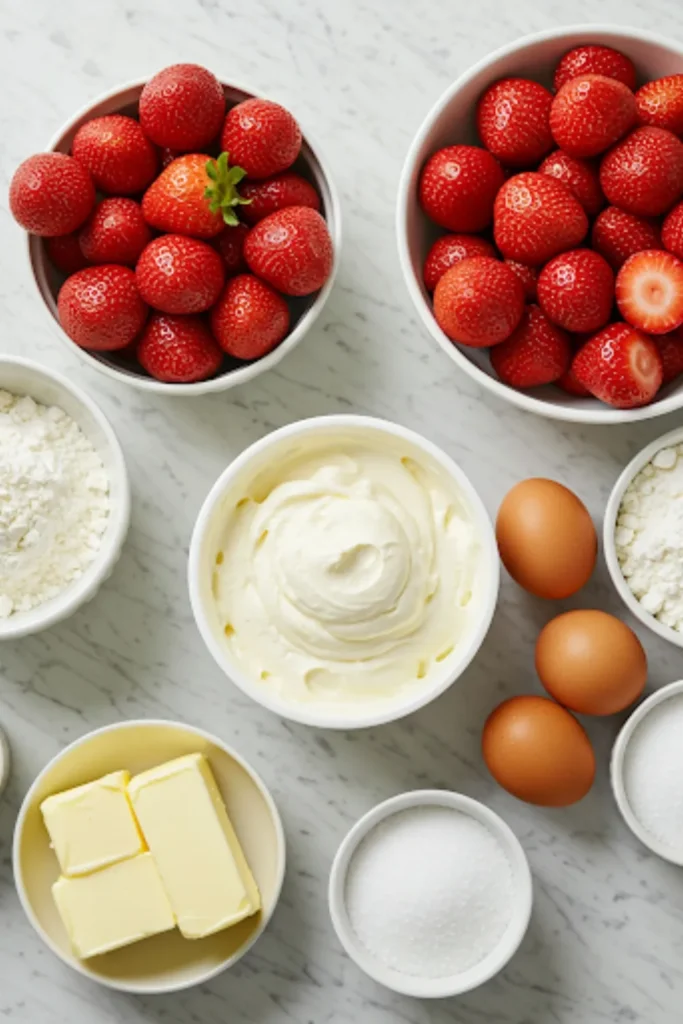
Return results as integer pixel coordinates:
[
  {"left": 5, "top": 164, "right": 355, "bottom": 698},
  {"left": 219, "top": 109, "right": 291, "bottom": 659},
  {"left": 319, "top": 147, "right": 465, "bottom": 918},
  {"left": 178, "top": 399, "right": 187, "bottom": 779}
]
[
  {"left": 188, "top": 414, "right": 500, "bottom": 729},
  {"left": 0, "top": 355, "right": 130, "bottom": 640},
  {"left": 0, "top": 725, "right": 10, "bottom": 798},
  {"left": 610, "top": 679, "right": 683, "bottom": 865},
  {"left": 396, "top": 23, "right": 683, "bottom": 425},
  {"left": 603, "top": 425, "right": 683, "bottom": 649},
  {"left": 328, "top": 789, "right": 533, "bottom": 998},
  {"left": 28, "top": 75, "right": 342, "bottom": 395},
  {"left": 12, "top": 718, "right": 287, "bottom": 994}
]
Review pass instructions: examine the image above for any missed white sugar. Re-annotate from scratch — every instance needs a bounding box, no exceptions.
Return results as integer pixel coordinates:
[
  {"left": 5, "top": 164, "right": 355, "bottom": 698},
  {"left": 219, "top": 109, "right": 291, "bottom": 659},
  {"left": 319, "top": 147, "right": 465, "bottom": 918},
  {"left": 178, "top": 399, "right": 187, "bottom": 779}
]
[
  {"left": 344, "top": 805, "right": 514, "bottom": 979},
  {"left": 624, "top": 694, "right": 683, "bottom": 852}
]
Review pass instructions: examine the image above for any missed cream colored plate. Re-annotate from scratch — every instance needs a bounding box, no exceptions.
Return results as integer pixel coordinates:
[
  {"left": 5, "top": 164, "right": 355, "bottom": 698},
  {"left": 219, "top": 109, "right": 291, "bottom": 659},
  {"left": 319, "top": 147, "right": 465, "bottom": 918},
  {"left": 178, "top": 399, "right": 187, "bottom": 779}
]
[{"left": 13, "top": 720, "right": 286, "bottom": 993}]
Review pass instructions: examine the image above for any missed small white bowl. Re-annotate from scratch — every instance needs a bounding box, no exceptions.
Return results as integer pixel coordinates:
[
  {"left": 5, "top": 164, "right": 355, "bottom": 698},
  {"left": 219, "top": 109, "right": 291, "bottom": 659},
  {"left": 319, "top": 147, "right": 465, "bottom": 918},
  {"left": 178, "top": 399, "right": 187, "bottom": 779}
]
[
  {"left": 397, "top": 24, "right": 683, "bottom": 424},
  {"left": 188, "top": 415, "right": 499, "bottom": 729},
  {"left": 604, "top": 425, "right": 683, "bottom": 648},
  {"left": 611, "top": 679, "right": 683, "bottom": 865},
  {"left": 13, "top": 718, "right": 286, "bottom": 994},
  {"left": 328, "top": 790, "right": 532, "bottom": 998},
  {"left": 28, "top": 77, "right": 341, "bottom": 395},
  {"left": 0, "top": 356, "right": 130, "bottom": 640}
]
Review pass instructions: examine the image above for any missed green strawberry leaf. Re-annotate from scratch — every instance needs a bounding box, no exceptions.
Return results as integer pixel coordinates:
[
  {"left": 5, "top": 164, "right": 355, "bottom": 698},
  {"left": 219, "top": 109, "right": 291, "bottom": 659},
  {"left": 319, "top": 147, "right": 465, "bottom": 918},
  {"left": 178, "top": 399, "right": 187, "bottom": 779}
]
[{"left": 204, "top": 152, "right": 252, "bottom": 225}]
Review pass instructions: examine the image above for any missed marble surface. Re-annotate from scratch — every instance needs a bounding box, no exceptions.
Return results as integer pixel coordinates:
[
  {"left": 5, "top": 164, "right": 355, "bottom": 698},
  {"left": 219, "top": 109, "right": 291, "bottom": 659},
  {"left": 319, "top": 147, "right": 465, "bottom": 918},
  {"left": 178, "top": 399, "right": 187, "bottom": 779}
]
[{"left": 2, "top": 0, "right": 683, "bottom": 1020}]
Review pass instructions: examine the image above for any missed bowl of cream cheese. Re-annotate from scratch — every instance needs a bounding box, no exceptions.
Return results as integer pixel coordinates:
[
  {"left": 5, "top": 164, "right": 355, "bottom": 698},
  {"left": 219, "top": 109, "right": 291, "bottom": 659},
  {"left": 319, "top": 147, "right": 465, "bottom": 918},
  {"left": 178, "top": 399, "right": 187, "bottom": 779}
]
[{"left": 189, "top": 415, "right": 499, "bottom": 728}]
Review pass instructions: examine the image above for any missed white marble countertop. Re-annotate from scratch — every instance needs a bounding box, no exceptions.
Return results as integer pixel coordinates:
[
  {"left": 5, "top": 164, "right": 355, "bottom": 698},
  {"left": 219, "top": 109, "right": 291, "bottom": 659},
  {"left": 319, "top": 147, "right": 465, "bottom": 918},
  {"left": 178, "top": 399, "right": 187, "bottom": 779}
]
[{"left": 3, "top": 0, "right": 683, "bottom": 1020}]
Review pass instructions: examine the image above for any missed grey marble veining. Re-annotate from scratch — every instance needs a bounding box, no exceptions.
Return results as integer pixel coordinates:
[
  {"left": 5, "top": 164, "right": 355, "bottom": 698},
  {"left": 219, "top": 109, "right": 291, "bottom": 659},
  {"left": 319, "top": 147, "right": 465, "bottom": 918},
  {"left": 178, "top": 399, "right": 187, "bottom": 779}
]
[{"left": 2, "top": 0, "right": 683, "bottom": 1020}]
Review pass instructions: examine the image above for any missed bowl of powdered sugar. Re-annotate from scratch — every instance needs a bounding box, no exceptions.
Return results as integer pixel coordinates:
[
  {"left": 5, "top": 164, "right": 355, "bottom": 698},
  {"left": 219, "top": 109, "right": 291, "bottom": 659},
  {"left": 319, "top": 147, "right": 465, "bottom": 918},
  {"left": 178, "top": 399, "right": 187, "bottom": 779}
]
[
  {"left": 0, "top": 357, "right": 130, "bottom": 640},
  {"left": 328, "top": 790, "right": 532, "bottom": 998}
]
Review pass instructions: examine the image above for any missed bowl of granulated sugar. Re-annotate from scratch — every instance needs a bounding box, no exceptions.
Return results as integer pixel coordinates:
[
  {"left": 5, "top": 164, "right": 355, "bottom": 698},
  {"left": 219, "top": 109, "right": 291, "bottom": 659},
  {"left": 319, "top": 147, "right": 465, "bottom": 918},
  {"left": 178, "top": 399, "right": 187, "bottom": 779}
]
[{"left": 328, "top": 790, "right": 532, "bottom": 998}]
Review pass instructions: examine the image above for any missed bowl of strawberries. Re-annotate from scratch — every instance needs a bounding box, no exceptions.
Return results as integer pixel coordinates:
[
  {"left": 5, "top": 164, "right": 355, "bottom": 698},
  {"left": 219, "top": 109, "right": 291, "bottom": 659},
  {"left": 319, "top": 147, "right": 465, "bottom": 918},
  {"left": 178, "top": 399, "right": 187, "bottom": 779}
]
[
  {"left": 397, "top": 26, "right": 683, "bottom": 422},
  {"left": 11, "top": 64, "right": 341, "bottom": 392}
]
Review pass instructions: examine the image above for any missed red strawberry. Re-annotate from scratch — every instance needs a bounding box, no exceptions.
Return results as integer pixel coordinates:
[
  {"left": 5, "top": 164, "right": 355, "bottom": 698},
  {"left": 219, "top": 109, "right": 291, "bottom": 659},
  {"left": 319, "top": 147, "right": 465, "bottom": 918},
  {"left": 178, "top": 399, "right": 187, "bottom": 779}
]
[
  {"left": 72, "top": 115, "right": 158, "bottom": 195},
  {"left": 139, "top": 64, "right": 225, "bottom": 151},
  {"left": 221, "top": 99, "right": 301, "bottom": 179},
  {"left": 160, "top": 147, "right": 180, "bottom": 169},
  {"left": 210, "top": 274, "right": 290, "bottom": 360},
  {"left": 591, "top": 206, "right": 662, "bottom": 269},
  {"left": 662, "top": 201, "right": 683, "bottom": 259},
  {"left": 615, "top": 249, "right": 683, "bottom": 334},
  {"left": 572, "top": 323, "right": 662, "bottom": 407},
  {"left": 243, "top": 207, "right": 333, "bottom": 295},
  {"left": 635, "top": 75, "right": 683, "bottom": 136},
  {"left": 10, "top": 153, "right": 95, "bottom": 236},
  {"left": 239, "top": 173, "right": 320, "bottom": 225},
  {"left": 476, "top": 78, "right": 553, "bottom": 167},
  {"left": 142, "top": 153, "right": 247, "bottom": 239},
  {"left": 550, "top": 74, "right": 636, "bottom": 158},
  {"left": 537, "top": 248, "right": 614, "bottom": 333},
  {"left": 418, "top": 145, "right": 504, "bottom": 232},
  {"left": 423, "top": 234, "right": 496, "bottom": 292},
  {"left": 45, "top": 233, "right": 89, "bottom": 275},
  {"left": 493, "top": 172, "right": 588, "bottom": 265},
  {"left": 78, "top": 198, "right": 151, "bottom": 266},
  {"left": 556, "top": 368, "right": 591, "bottom": 396},
  {"left": 136, "top": 235, "right": 224, "bottom": 314},
  {"left": 656, "top": 328, "right": 683, "bottom": 384},
  {"left": 433, "top": 256, "right": 525, "bottom": 347},
  {"left": 554, "top": 45, "right": 636, "bottom": 92},
  {"left": 600, "top": 127, "right": 683, "bottom": 216},
  {"left": 538, "top": 150, "right": 605, "bottom": 216},
  {"left": 490, "top": 304, "right": 571, "bottom": 387},
  {"left": 215, "top": 223, "right": 250, "bottom": 276},
  {"left": 505, "top": 260, "right": 538, "bottom": 300},
  {"left": 57, "top": 265, "right": 148, "bottom": 351},
  {"left": 137, "top": 313, "right": 223, "bottom": 383}
]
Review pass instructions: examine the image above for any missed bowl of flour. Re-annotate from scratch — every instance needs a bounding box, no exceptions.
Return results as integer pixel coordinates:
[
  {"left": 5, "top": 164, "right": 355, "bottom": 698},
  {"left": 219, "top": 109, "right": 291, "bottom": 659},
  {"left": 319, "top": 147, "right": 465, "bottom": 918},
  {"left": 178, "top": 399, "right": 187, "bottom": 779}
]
[{"left": 0, "top": 357, "right": 130, "bottom": 640}]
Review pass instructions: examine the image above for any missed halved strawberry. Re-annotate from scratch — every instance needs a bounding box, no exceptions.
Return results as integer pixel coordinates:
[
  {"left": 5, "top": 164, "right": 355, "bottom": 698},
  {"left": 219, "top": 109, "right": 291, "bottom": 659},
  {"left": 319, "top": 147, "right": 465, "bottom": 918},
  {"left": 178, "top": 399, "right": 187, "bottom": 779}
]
[
  {"left": 657, "top": 328, "right": 683, "bottom": 384},
  {"left": 616, "top": 249, "right": 683, "bottom": 334},
  {"left": 549, "top": 74, "right": 637, "bottom": 158},
  {"left": 538, "top": 150, "right": 605, "bottom": 216},
  {"left": 476, "top": 78, "right": 553, "bottom": 167},
  {"left": 537, "top": 248, "right": 614, "bottom": 333},
  {"left": 591, "top": 206, "right": 662, "bottom": 270},
  {"left": 433, "top": 256, "right": 525, "bottom": 347},
  {"left": 662, "top": 201, "right": 683, "bottom": 260},
  {"left": 493, "top": 172, "right": 588, "bottom": 265},
  {"left": 490, "top": 304, "right": 571, "bottom": 387},
  {"left": 419, "top": 145, "right": 505, "bottom": 232},
  {"left": 572, "top": 323, "right": 663, "bottom": 408},
  {"left": 636, "top": 75, "right": 683, "bottom": 136},
  {"left": 423, "top": 234, "right": 496, "bottom": 291},
  {"left": 553, "top": 45, "right": 636, "bottom": 93},
  {"left": 600, "top": 127, "right": 683, "bottom": 216}
]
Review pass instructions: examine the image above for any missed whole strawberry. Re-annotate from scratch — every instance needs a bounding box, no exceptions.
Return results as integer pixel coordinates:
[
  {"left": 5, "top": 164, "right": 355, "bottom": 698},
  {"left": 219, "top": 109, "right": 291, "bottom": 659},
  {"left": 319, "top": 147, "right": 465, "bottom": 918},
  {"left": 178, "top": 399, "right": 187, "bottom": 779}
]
[
  {"left": 423, "top": 234, "right": 496, "bottom": 292},
  {"left": 79, "top": 198, "right": 151, "bottom": 266},
  {"left": 477, "top": 78, "right": 553, "bottom": 167},
  {"left": 556, "top": 367, "right": 591, "bottom": 397},
  {"left": 572, "top": 323, "right": 663, "bottom": 408},
  {"left": 635, "top": 75, "right": 683, "bottom": 136},
  {"left": 419, "top": 145, "right": 505, "bottom": 232},
  {"left": 662, "top": 201, "right": 683, "bottom": 260},
  {"left": 538, "top": 149, "right": 605, "bottom": 216},
  {"left": 215, "top": 223, "right": 250, "bottom": 276},
  {"left": 433, "top": 256, "right": 525, "bottom": 347},
  {"left": 505, "top": 260, "right": 539, "bottom": 300},
  {"left": 490, "top": 304, "right": 571, "bottom": 387},
  {"left": 211, "top": 274, "right": 290, "bottom": 360},
  {"left": 239, "top": 173, "right": 320, "bottom": 225},
  {"left": 244, "top": 207, "right": 333, "bottom": 295},
  {"left": 553, "top": 44, "right": 636, "bottom": 92},
  {"left": 10, "top": 153, "right": 95, "bottom": 236},
  {"left": 537, "top": 248, "right": 614, "bottom": 333},
  {"left": 494, "top": 172, "right": 588, "bottom": 265},
  {"left": 139, "top": 64, "right": 225, "bottom": 151},
  {"left": 591, "top": 206, "right": 662, "bottom": 269},
  {"left": 137, "top": 313, "right": 223, "bottom": 383},
  {"left": 550, "top": 74, "right": 637, "bottom": 158},
  {"left": 600, "top": 127, "right": 683, "bottom": 216},
  {"left": 72, "top": 115, "right": 158, "bottom": 194},
  {"left": 45, "top": 233, "right": 89, "bottom": 275},
  {"left": 657, "top": 328, "right": 683, "bottom": 384},
  {"left": 136, "top": 235, "right": 224, "bottom": 314},
  {"left": 221, "top": 98, "right": 301, "bottom": 179},
  {"left": 142, "top": 152, "right": 248, "bottom": 238},
  {"left": 616, "top": 249, "right": 683, "bottom": 334},
  {"left": 58, "top": 265, "right": 148, "bottom": 351}
]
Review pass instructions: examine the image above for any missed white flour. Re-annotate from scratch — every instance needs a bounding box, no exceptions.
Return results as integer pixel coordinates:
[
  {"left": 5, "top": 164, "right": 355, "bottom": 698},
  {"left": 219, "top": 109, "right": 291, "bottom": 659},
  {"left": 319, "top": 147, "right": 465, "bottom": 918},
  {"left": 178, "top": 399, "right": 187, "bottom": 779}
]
[
  {"left": 623, "top": 694, "right": 683, "bottom": 853},
  {"left": 345, "top": 805, "right": 514, "bottom": 979},
  {"left": 0, "top": 390, "right": 110, "bottom": 618},
  {"left": 616, "top": 445, "right": 683, "bottom": 631}
]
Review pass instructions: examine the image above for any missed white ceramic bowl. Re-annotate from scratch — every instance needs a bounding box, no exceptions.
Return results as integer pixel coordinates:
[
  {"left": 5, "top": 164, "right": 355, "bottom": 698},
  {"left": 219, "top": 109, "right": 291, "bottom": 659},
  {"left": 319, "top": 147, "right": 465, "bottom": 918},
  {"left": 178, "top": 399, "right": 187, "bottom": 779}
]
[
  {"left": 28, "top": 77, "right": 341, "bottom": 395},
  {"left": 611, "top": 679, "right": 683, "bottom": 865},
  {"left": 13, "top": 718, "right": 286, "bottom": 994},
  {"left": 328, "top": 790, "right": 532, "bottom": 998},
  {"left": 0, "top": 356, "right": 130, "bottom": 640},
  {"left": 0, "top": 725, "right": 10, "bottom": 798},
  {"left": 397, "top": 24, "right": 683, "bottom": 424},
  {"left": 188, "top": 415, "right": 499, "bottom": 729},
  {"left": 604, "top": 425, "right": 683, "bottom": 648}
]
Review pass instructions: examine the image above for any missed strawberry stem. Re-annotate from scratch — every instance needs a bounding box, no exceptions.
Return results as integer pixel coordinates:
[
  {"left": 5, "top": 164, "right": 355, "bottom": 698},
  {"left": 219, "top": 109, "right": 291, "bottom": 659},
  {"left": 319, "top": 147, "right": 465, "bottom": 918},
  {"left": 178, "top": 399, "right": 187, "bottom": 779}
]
[{"left": 204, "top": 152, "right": 251, "bottom": 227}]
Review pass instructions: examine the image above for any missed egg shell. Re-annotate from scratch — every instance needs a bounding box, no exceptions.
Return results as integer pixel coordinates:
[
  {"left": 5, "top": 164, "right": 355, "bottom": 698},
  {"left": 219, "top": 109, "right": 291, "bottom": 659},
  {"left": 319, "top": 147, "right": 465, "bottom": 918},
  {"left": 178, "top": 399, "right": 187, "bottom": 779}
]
[
  {"left": 535, "top": 609, "right": 647, "bottom": 716},
  {"left": 482, "top": 695, "right": 595, "bottom": 807},
  {"left": 496, "top": 478, "right": 596, "bottom": 599}
]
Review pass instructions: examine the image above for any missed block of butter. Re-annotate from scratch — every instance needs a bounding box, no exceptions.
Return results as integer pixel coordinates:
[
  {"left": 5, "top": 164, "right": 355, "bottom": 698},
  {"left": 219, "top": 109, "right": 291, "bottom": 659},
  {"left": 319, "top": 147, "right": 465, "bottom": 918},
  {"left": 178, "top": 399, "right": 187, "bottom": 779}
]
[
  {"left": 41, "top": 770, "right": 145, "bottom": 877},
  {"left": 52, "top": 852, "right": 176, "bottom": 959},
  {"left": 128, "top": 753, "right": 261, "bottom": 939}
]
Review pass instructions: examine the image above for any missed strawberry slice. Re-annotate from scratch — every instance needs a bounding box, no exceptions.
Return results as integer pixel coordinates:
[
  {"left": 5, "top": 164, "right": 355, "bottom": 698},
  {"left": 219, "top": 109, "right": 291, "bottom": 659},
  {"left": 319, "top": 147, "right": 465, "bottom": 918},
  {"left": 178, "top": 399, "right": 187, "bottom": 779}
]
[
  {"left": 572, "top": 323, "right": 663, "bottom": 408},
  {"left": 616, "top": 250, "right": 683, "bottom": 334},
  {"left": 636, "top": 75, "right": 683, "bottom": 136},
  {"left": 490, "top": 304, "right": 571, "bottom": 387}
]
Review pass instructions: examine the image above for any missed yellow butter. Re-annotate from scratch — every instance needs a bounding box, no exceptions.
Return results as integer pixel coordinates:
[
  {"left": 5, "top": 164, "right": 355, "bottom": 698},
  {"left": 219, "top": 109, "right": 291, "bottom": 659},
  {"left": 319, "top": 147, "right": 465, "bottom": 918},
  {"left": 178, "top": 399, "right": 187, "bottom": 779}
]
[
  {"left": 52, "top": 852, "right": 176, "bottom": 959},
  {"left": 41, "top": 770, "right": 145, "bottom": 877},
  {"left": 128, "top": 753, "right": 261, "bottom": 939}
]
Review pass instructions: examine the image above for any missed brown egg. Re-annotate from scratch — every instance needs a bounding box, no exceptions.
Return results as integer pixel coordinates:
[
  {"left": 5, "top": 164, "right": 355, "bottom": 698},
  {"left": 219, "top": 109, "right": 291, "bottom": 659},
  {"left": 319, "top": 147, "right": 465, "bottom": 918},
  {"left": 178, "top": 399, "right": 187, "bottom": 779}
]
[
  {"left": 536, "top": 609, "right": 647, "bottom": 716},
  {"left": 482, "top": 695, "right": 595, "bottom": 806},
  {"left": 496, "top": 478, "right": 596, "bottom": 599}
]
